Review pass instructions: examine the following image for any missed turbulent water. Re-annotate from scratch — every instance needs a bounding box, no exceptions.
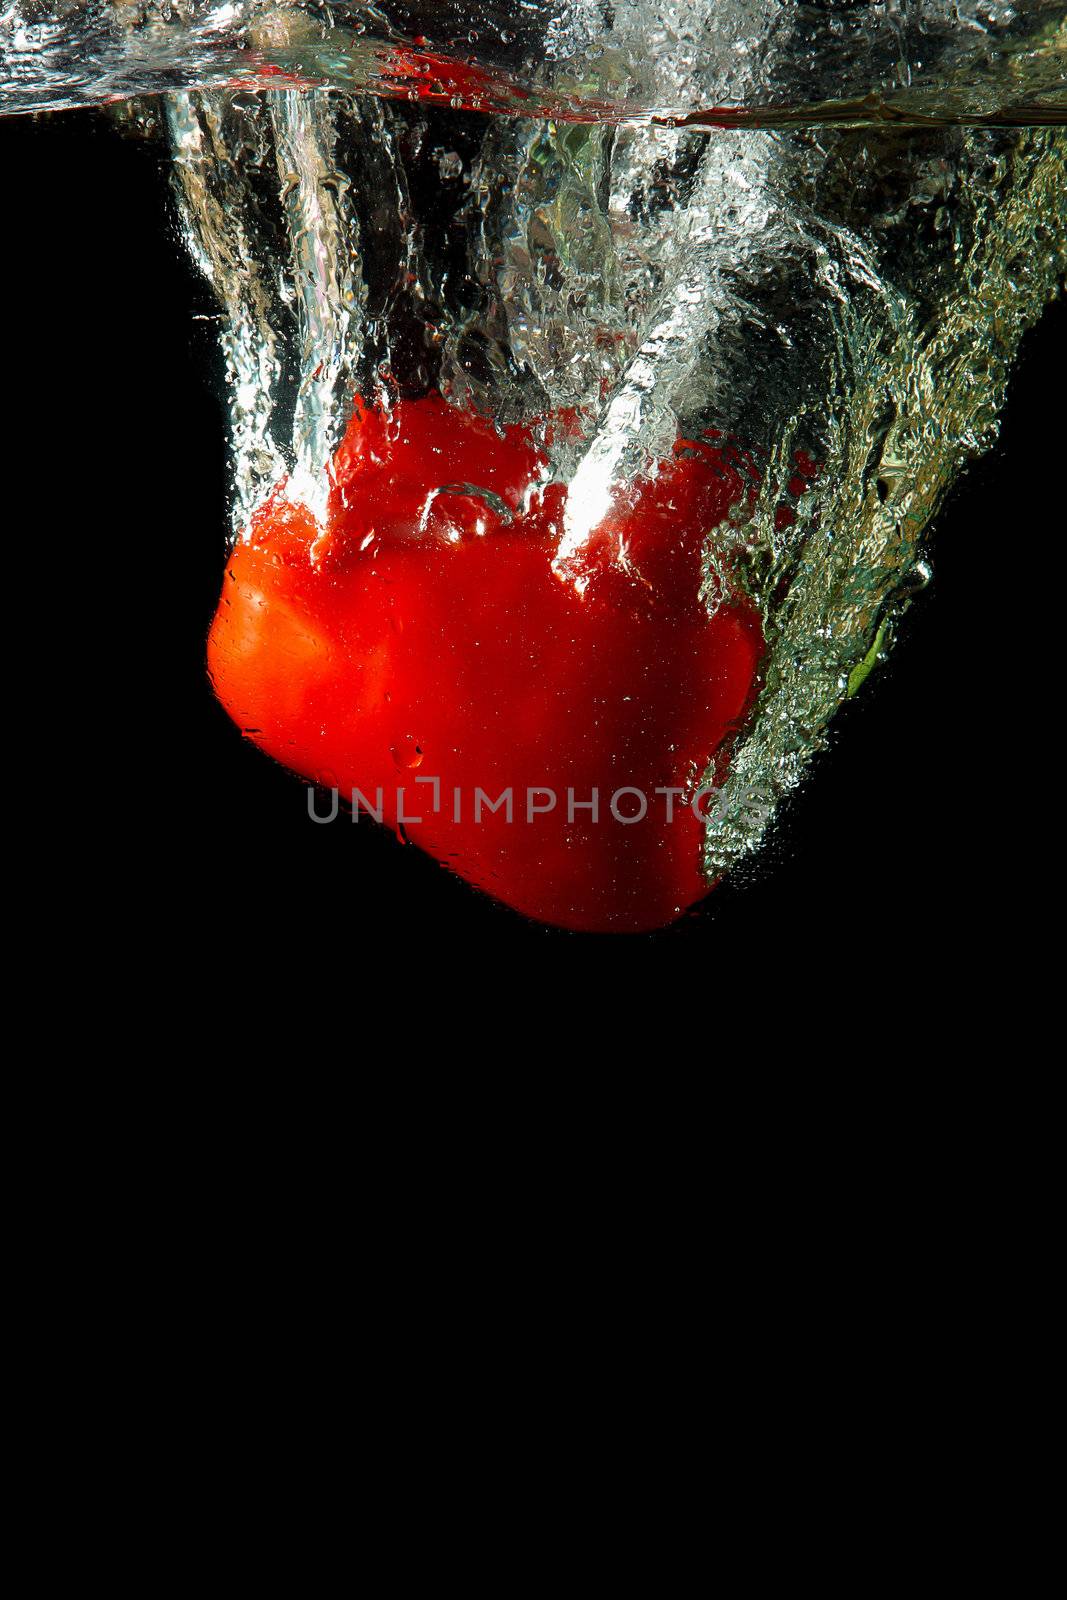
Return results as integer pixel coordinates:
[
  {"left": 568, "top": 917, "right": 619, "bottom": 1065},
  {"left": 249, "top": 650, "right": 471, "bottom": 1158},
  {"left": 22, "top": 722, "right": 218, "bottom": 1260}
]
[
  {"left": 5, "top": 3, "right": 1066, "bottom": 882},
  {"left": 3, "top": 1, "right": 1066, "bottom": 124}
]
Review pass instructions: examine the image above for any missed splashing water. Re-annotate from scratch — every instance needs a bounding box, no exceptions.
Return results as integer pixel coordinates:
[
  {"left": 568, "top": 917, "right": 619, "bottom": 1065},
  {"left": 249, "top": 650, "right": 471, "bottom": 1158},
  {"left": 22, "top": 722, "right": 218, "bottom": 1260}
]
[
  {"left": 4, "top": 2, "right": 1066, "bottom": 911},
  {"left": 4, "top": 2, "right": 1066, "bottom": 124}
]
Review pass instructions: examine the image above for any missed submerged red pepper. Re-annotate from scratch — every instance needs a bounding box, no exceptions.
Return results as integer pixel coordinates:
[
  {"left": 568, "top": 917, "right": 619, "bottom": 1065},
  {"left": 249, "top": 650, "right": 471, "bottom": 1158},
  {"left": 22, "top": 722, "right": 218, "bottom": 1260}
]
[{"left": 208, "top": 395, "right": 764, "bottom": 932}]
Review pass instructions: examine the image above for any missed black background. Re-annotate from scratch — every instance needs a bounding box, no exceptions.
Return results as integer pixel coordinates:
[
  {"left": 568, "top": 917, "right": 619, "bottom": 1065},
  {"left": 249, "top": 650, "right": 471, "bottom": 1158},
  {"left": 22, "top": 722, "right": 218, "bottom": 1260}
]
[{"left": 8, "top": 108, "right": 1061, "bottom": 966}]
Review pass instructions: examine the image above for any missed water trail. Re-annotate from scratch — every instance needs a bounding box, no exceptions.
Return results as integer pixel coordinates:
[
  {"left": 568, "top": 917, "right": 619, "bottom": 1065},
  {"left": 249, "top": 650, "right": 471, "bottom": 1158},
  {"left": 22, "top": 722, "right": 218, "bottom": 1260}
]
[
  {"left": 167, "top": 88, "right": 289, "bottom": 531},
  {"left": 557, "top": 128, "right": 785, "bottom": 569},
  {"left": 699, "top": 126, "right": 1067, "bottom": 877},
  {"left": 269, "top": 87, "right": 363, "bottom": 517}
]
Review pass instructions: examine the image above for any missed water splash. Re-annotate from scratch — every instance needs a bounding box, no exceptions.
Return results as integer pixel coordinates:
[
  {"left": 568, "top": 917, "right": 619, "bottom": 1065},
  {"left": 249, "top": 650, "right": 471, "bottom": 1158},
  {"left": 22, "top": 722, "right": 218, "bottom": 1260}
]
[{"left": 4, "top": 2, "right": 1066, "bottom": 125}]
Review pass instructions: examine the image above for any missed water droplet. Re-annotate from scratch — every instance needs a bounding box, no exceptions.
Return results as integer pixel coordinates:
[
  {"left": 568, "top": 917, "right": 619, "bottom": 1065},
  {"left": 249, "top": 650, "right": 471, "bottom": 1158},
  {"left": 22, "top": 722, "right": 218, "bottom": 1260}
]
[{"left": 391, "top": 736, "right": 424, "bottom": 771}]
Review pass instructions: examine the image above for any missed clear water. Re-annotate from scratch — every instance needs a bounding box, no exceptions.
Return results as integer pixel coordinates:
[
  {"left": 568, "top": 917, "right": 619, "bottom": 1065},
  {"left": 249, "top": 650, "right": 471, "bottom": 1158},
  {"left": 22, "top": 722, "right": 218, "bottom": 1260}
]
[{"left": 5, "top": 2, "right": 1066, "bottom": 881}]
